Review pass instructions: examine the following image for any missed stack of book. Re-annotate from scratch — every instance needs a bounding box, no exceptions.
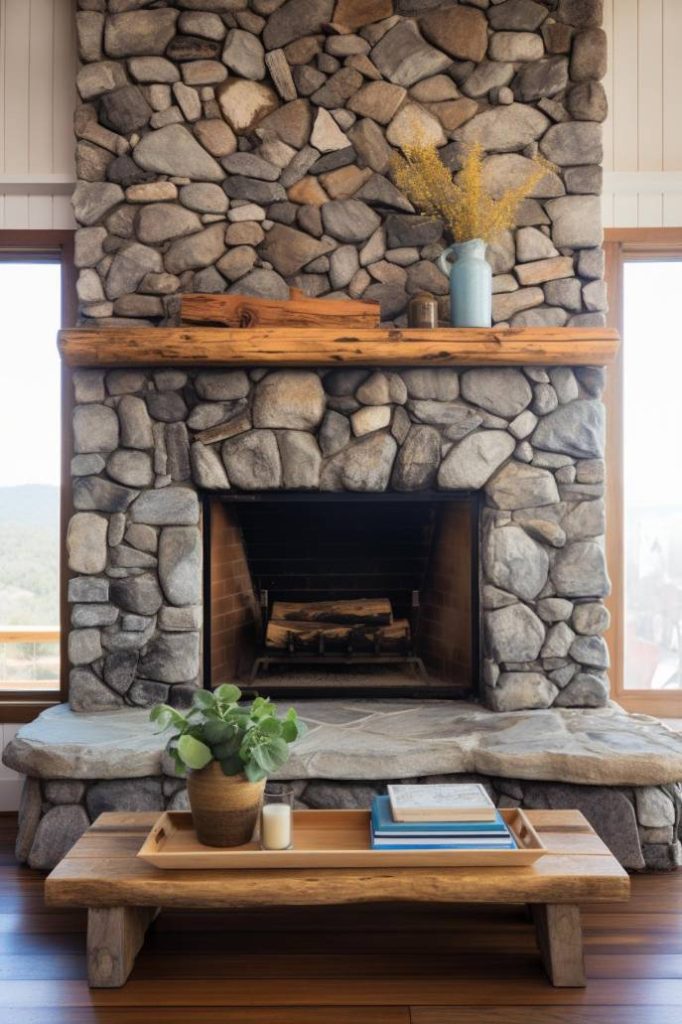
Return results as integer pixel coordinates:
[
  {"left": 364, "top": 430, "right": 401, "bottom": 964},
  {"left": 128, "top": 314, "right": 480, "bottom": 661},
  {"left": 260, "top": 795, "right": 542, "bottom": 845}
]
[{"left": 370, "top": 783, "right": 517, "bottom": 851}]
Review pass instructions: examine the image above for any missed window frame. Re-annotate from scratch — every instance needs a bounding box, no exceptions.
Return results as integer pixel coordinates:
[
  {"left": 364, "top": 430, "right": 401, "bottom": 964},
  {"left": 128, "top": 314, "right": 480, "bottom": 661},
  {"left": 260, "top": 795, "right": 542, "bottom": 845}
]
[
  {"left": 0, "top": 230, "right": 75, "bottom": 721},
  {"left": 604, "top": 228, "right": 682, "bottom": 717}
]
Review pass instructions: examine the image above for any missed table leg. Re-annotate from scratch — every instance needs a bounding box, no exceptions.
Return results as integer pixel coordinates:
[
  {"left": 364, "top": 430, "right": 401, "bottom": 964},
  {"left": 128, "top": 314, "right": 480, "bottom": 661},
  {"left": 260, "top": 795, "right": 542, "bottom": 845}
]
[
  {"left": 531, "top": 903, "right": 586, "bottom": 987},
  {"left": 87, "top": 906, "right": 159, "bottom": 987}
]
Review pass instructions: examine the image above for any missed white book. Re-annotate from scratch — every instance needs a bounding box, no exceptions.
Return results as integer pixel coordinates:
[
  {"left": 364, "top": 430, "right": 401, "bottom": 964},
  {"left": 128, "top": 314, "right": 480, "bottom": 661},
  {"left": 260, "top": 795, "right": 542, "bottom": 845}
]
[{"left": 387, "top": 783, "right": 497, "bottom": 823}]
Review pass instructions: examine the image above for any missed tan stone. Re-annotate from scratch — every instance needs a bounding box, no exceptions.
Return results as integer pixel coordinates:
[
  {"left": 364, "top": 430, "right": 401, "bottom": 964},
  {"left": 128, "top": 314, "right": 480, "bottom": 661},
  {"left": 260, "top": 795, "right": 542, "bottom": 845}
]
[
  {"left": 193, "top": 118, "right": 237, "bottom": 157},
  {"left": 319, "top": 164, "right": 373, "bottom": 200},
  {"left": 216, "top": 79, "right": 279, "bottom": 133},
  {"left": 411, "top": 75, "right": 460, "bottom": 103},
  {"left": 310, "top": 107, "right": 349, "bottom": 152},
  {"left": 288, "top": 176, "right": 329, "bottom": 206},
  {"left": 515, "top": 257, "right": 575, "bottom": 287},
  {"left": 125, "top": 182, "right": 177, "bottom": 203},
  {"left": 386, "top": 102, "right": 446, "bottom": 151},
  {"left": 425, "top": 98, "right": 478, "bottom": 134},
  {"left": 492, "top": 287, "right": 545, "bottom": 321},
  {"left": 419, "top": 6, "right": 488, "bottom": 63},
  {"left": 348, "top": 81, "right": 407, "bottom": 124},
  {"left": 333, "top": 0, "right": 393, "bottom": 30}
]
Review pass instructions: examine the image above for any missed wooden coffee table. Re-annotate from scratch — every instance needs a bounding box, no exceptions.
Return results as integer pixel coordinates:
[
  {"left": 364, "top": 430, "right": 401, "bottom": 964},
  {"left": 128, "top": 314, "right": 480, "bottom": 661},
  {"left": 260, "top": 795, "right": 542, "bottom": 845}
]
[{"left": 45, "top": 808, "right": 629, "bottom": 990}]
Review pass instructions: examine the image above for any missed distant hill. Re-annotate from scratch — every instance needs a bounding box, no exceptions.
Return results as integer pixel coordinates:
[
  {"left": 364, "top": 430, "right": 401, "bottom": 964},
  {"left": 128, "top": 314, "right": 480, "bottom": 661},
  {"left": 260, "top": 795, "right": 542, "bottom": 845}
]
[{"left": 0, "top": 485, "right": 60, "bottom": 625}]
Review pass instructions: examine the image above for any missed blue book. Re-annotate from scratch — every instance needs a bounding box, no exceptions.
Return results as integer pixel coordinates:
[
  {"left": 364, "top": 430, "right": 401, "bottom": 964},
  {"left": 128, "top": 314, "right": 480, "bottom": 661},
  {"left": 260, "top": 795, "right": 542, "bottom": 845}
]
[{"left": 371, "top": 796, "right": 511, "bottom": 839}]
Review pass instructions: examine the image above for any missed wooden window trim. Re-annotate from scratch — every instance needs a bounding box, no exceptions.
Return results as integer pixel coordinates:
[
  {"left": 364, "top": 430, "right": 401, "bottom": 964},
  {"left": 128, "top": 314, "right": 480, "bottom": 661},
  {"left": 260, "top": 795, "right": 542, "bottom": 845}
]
[
  {"left": 0, "top": 230, "right": 75, "bottom": 722},
  {"left": 604, "top": 228, "right": 682, "bottom": 717}
]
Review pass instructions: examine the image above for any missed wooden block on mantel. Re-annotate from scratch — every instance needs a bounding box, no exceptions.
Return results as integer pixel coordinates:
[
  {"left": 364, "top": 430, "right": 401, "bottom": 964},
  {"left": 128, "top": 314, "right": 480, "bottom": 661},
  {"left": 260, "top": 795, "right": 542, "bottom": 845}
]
[{"left": 180, "top": 291, "right": 381, "bottom": 329}]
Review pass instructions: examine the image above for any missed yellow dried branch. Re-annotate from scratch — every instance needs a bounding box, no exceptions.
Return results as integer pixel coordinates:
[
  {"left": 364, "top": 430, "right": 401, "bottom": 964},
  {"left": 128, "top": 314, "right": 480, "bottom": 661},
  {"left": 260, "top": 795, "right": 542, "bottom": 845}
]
[{"left": 391, "top": 140, "right": 555, "bottom": 243}]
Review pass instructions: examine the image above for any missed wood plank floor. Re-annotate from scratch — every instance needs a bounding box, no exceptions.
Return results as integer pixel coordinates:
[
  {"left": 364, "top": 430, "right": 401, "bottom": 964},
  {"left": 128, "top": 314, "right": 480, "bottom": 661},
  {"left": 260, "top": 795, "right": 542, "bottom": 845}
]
[{"left": 2, "top": 813, "right": 682, "bottom": 1024}]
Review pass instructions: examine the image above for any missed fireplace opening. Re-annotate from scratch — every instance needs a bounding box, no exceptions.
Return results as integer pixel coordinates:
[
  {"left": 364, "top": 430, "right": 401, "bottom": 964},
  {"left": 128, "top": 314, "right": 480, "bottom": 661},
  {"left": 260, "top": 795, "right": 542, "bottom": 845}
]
[{"left": 204, "top": 493, "right": 480, "bottom": 699}]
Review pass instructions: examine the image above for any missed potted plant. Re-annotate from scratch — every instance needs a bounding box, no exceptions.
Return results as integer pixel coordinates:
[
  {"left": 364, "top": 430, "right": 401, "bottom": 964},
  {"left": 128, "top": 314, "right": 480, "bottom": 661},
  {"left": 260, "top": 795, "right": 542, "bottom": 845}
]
[
  {"left": 150, "top": 684, "right": 305, "bottom": 848},
  {"left": 391, "top": 140, "right": 554, "bottom": 328}
]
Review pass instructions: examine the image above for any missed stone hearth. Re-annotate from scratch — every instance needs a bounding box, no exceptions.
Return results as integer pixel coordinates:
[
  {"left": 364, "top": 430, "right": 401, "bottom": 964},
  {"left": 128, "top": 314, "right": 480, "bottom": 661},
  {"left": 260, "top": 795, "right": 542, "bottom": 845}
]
[{"left": 6, "top": 700, "right": 682, "bottom": 871}]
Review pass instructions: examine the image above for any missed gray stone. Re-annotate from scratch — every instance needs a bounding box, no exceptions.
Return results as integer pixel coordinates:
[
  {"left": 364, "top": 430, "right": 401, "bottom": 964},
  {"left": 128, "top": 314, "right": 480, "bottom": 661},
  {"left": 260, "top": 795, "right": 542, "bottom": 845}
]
[
  {"left": 531, "top": 383, "right": 559, "bottom": 415},
  {"left": 73, "top": 369, "right": 106, "bottom": 403},
  {"left": 216, "top": 247, "right": 257, "bottom": 282},
  {"left": 159, "top": 527, "right": 202, "bottom": 606},
  {"left": 222, "top": 28, "right": 265, "bottom": 80},
  {"left": 71, "top": 603, "right": 118, "bottom": 627},
  {"left": 356, "top": 371, "right": 406, "bottom": 405},
  {"left": 514, "top": 57, "right": 568, "bottom": 103},
  {"left": 438, "top": 431, "right": 515, "bottom": 490},
  {"left": 348, "top": 81, "right": 407, "bottom": 125},
  {"left": 542, "top": 622, "right": 575, "bottom": 659},
  {"left": 106, "top": 450, "right": 153, "bottom": 487},
  {"left": 77, "top": 60, "right": 127, "bottom": 101},
  {"left": 86, "top": 777, "right": 164, "bottom": 820},
  {"left": 636, "top": 787, "right": 676, "bottom": 828},
  {"left": 137, "top": 204, "right": 202, "bottom": 244},
  {"left": 312, "top": 67, "right": 363, "bottom": 110},
  {"left": 461, "top": 369, "right": 532, "bottom": 418},
  {"left": 262, "top": 0, "right": 333, "bottom": 50},
  {"left": 348, "top": 119, "right": 391, "bottom": 174},
  {"left": 145, "top": 392, "right": 188, "bottom": 423},
  {"left": 487, "top": 462, "right": 560, "bottom": 510},
  {"left": 486, "top": 603, "right": 545, "bottom": 663},
  {"left": 68, "top": 576, "right": 110, "bottom": 603},
  {"left": 362, "top": 283, "right": 408, "bottom": 320},
  {"left": 392, "top": 426, "right": 440, "bottom": 491},
  {"left": 72, "top": 454, "right": 106, "bottom": 476},
  {"left": 222, "top": 430, "right": 282, "bottom": 489},
  {"left": 279, "top": 431, "right": 322, "bottom": 489},
  {"left": 572, "top": 602, "right": 610, "bottom": 636},
  {"left": 133, "top": 124, "right": 222, "bottom": 182},
  {"left": 104, "top": 10, "right": 178, "bottom": 58},
  {"left": 106, "top": 242, "right": 162, "bottom": 300},
  {"left": 454, "top": 104, "right": 549, "bottom": 153},
  {"left": 516, "top": 227, "right": 558, "bottom": 263},
  {"left": 371, "top": 21, "right": 451, "bottom": 88},
  {"left": 72, "top": 181, "right": 124, "bottom": 226},
  {"left": 190, "top": 442, "right": 230, "bottom": 489},
  {"left": 195, "top": 371, "right": 250, "bottom": 401},
  {"left": 70, "top": 668, "right": 123, "bottom": 712},
  {"left": 489, "top": 673, "right": 557, "bottom": 712},
  {"left": 228, "top": 268, "right": 289, "bottom": 299},
  {"left": 130, "top": 487, "right": 199, "bottom": 526},
  {"left": 488, "top": 31, "right": 545, "bottom": 62},
  {"left": 124, "top": 524, "right": 158, "bottom": 554},
  {"left": 104, "top": 651, "right": 138, "bottom": 695},
  {"left": 128, "top": 56, "right": 180, "bottom": 84},
  {"left": 541, "top": 122, "right": 602, "bottom": 166},
  {"left": 74, "top": 475, "right": 137, "bottom": 514},
  {"left": 118, "top": 395, "right": 154, "bottom": 450},
  {"left": 164, "top": 223, "right": 226, "bottom": 274},
  {"left": 139, "top": 631, "right": 200, "bottom": 684},
  {"left": 570, "top": 634, "right": 610, "bottom": 669},
  {"left": 223, "top": 176, "right": 285, "bottom": 205},
  {"left": 74, "top": 403, "right": 119, "bottom": 453},
  {"left": 401, "top": 369, "right": 459, "bottom": 401},
  {"left": 408, "top": 402, "right": 481, "bottom": 438},
  {"left": 329, "top": 245, "right": 360, "bottom": 289},
  {"left": 554, "top": 672, "right": 608, "bottom": 708},
  {"left": 321, "top": 200, "right": 381, "bottom": 244},
  {"left": 318, "top": 410, "right": 351, "bottom": 456},
  {"left": 159, "top": 606, "right": 202, "bottom": 632},
  {"left": 484, "top": 525, "right": 549, "bottom": 601},
  {"left": 352, "top": 405, "right": 392, "bottom": 436},
  {"left": 321, "top": 432, "right": 397, "bottom": 492},
  {"left": 69, "top": 628, "right": 103, "bottom": 666},
  {"left": 110, "top": 573, "right": 163, "bottom": 616},
  {"left": 462, "top": 61, "right": 514, "bottom": 99},
  {"left": 253, "top": 371, "right": 325, "bottom": 429},
  {"left": 532, "top": 400, "right": 605, "bottom": 458},
  {"left": 259, "top": 223, "right": 334, "bottom": 277},
  {"left": 67, "top": 513, "right": 108, "bottom": 574},
  {"left": 180, "top": 183, "right": 228, "bottom": 214},
  {"left": 552, "top": 541, "right": 610, "bottom": 598},
  {"left": 546, "top": 195, "right": 602, "bottom": 249},
  {"left": 562, "top": 499, "right": 605, "bottom": 541},
  {"left": 488, "top": 0, "right": 548, "bottom": 31},
  {"left": 99, "top": 85, "right": 152, "bottom": 134},
  {"left": 571, "top": 26, "right": 607, "bottom": 82},
  {"left": 27, "top": 805, "right": 91, "bottom": 871},
  {"left": 44, "top": 780, "right": 87, "bottom": 806},
  {"left": 566, "top": 82, "right": 608, "bottom": 123}
]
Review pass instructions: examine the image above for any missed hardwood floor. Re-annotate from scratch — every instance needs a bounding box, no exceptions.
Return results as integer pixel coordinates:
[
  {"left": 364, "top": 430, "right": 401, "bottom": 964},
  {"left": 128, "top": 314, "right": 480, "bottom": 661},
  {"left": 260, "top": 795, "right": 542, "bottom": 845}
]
[{"left": 2, "top": 813, "right": 682, "bottom": 1024}]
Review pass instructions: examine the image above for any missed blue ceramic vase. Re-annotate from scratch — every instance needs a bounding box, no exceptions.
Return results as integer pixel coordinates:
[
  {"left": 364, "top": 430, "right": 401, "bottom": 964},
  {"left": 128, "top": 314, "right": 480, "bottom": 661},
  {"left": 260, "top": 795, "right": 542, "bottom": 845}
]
[{"left": 437, "top": 238, "right": 492, "bottom": 328}]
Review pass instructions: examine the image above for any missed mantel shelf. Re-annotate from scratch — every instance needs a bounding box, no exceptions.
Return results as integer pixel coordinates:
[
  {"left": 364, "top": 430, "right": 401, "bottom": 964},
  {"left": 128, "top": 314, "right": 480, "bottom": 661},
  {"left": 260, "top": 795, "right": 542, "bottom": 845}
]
[{"left": 58, "top": 326, "right": 620, "bottom": 369}]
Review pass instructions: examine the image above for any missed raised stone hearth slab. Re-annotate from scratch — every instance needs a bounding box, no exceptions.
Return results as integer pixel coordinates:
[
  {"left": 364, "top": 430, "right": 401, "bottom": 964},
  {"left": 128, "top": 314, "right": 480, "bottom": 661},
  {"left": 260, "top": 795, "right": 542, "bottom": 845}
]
[{"left": 6, "top": 700, "right": 682, "bottom": 788}]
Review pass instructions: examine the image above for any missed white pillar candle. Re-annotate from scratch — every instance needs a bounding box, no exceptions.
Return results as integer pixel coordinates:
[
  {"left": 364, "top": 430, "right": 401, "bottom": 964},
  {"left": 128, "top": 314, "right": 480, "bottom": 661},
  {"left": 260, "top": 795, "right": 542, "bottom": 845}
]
[{"left": 261, "top": 803, "right": 292, "bottom": 850}]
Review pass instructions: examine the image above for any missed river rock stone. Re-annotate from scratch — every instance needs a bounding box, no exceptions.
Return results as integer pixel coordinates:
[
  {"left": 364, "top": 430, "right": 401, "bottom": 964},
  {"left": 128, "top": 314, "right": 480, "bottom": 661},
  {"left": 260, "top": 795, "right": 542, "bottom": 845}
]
[
  {"left": 489, "top": 673, "right": 558, "bottom": 712},
  {"left": 371, "top": 21, "right": 451, "bottom": 88},
  {"left": 392, "top": 425, "right": 441, "bottom": 491},
  {"left": 72, "top": 182, "right": 124, "bottom": 226},
  {"left": 461, "top": 369, "right": 532, "bottom": 418},
  {"left": 546, "top": 195, "right": 602, "bottom": 249},
  {"left": 77, "top": 60, "right": 127, "bottom": 101},
  {"left": 321, "top": 432, "right": 397, "bottom": 491},
  {"left": 279, "top": 431, "right": 322, "bottom": 489},
  {"left": 541, "top": 122, "right": 602, "bottom": 166},
  {"left": 110, "top": 573, "right": 164, "bottom": 615},
  {"left": 514, "top": 57, "right": 569, "bottom": 103},
  {"left": 106, "top": 450, "right": 153, "bottom": 488},
  {"left": 571, "top": 27, "right": 608, "bottom": 82},
  {"left": 262, "top": 0, "right": 334, "bottom": 50},
  {"left": 321, "top": 200, "right": 381, "bottom": 243},
  {"left": 190, "top": 442, "right": 229, "bottom": 489},
  {"left": 572, "top": 602, "right": 610, "bottom": 635},
  {"left": 136, "top": 204, "right": 202, "bottom": 245},
  {"left": 67, "top": 513, "right": 108, "bottom": 576},
  {"left": 222, "top": 430, "right": 282, "bottom": 489},
  {"left": 104, "top": 10, "right": 178, "bottom": 58},
  {"left": 438, "top": 431, "right": 515, "bottom": 490},
  {"left": 70, "top": 668, "right": 123, "bottom": 712},
  {"left": 222, "top": 28, "right": 265, "bottom": 80},
  {"left": 484, "top": 524, "right": 549, "bottom": 601},
  {"left": 488, "top": 0, "right": 548, "bottom": 31},
  {"left": 552, "top": 541, "right": 610, "bottom": 598},
  {"left": 99, "top": 85, "right": 152, "bottom": 134},
  {"left": 158, "top": 527, "right": 202, "bottom": 606},
  {"left": 253, "top": 371, "right": 325, "bottom": 429},
  {"left": 164, "top": 223, "right": 225, "bottom": 274},
  {"left": 570, "top": 634, "right": 610, "bottom": 669},
  {"left": 27, "top": 805, "right": 91, "bottom": 871},
  {"left": 348, "top": 81, "right": 406, "bottom": 124},
  {"left": 454, "top": 104, "right": 549, "bottom": 153},
  {"left": 486, "top": 603, "right": 546, "bottom": 663},
  {"left": 419, "top": 6, "right": 488, "bottom": 63},
  {"left": 555, "top": 672, "right": 608, "bottom": 707},
  {"left": 74, "top": 403, "right": 119, "bottom": 453},
  {"left": 487, "top": 462, "right": 560, "bottom": 510},
  {"left": 259, "top": 223, "right": 334, "bottom": 277},
  {"left": 532, "top": 399, "right": 604, "bottom": 458},
  {"left": 138, "top": 631, "right": 200, "bottom": 684},
  {"left": 133, "top": 124, "right": 223, "bottom": 181},
  {"left": 130, "top": 488, "right": 199, "bottom": 526}
]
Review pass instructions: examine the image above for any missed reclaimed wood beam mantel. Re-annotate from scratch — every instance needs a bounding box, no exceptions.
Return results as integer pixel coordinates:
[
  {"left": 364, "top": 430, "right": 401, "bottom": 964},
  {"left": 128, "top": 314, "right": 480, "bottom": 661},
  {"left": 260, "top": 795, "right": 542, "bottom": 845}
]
[{"left": 58, "top": 327, "right": 620, "bottom": 369}]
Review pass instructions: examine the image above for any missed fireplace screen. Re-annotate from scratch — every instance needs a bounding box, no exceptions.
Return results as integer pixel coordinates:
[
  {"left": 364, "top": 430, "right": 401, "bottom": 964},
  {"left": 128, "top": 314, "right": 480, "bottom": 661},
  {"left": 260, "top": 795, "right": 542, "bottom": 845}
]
[{"left": 204, "top": 494, "right": 479, "bottom": 699}]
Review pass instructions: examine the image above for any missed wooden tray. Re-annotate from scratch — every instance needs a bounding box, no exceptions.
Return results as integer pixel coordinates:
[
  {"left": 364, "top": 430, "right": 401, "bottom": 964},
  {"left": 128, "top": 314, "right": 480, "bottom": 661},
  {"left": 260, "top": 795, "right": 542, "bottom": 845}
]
[{"left": 136, "top": 809, "right": 545, "bottom": 870}]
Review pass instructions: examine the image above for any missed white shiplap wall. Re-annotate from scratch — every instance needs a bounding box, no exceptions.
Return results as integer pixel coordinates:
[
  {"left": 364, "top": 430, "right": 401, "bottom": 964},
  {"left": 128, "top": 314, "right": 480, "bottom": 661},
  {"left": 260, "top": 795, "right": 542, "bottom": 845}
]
[
  {"left": 0, "top": 0, "right": 76, "bottom": 229},
  {"left": 603, "top": 0, "right": 682, "bottom": 227}
]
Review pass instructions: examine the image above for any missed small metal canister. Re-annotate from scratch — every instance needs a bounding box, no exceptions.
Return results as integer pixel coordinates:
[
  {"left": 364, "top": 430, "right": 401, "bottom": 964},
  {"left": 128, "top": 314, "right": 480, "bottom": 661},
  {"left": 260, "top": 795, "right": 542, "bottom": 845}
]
[{"left": 407, "top": 291, "right": 438, "bottom": 328}]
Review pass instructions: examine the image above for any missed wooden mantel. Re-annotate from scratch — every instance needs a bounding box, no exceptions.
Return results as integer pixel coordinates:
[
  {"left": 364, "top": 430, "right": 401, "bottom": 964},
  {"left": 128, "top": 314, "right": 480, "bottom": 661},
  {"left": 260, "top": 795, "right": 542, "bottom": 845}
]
[{"left": 58, "top": 326, "right": 620, "bottom": 369}]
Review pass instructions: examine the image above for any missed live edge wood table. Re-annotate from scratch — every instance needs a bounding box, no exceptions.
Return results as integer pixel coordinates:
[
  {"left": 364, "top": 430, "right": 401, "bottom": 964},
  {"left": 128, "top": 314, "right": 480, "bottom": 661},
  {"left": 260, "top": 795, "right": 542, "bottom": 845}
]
[{"left": 45, "top": 809, "right": 629, "bottom": 990}]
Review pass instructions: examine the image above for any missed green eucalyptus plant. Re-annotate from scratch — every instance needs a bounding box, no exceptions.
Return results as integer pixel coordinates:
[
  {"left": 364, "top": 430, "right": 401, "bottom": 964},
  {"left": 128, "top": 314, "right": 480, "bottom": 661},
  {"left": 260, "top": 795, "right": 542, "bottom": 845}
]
[{"left": 150, "top": 683, "right": 305, "bottom": 783}]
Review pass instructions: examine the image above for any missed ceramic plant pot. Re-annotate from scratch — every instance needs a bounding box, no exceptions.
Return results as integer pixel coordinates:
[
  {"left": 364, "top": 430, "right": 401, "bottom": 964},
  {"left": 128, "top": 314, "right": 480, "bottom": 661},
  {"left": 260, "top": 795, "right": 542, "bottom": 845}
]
[
  {"left": 187, "top": 762, "right": 266, "bottom": 847},
  {"left": 437, "top": 238, "right": 492, "bottom": 328}
]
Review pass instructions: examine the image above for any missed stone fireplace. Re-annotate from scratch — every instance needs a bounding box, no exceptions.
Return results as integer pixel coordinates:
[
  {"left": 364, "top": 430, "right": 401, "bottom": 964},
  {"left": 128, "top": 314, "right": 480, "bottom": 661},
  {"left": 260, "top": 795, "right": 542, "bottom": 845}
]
[{"left": 67, "top": 362, "right": 608, "bottom": 713}]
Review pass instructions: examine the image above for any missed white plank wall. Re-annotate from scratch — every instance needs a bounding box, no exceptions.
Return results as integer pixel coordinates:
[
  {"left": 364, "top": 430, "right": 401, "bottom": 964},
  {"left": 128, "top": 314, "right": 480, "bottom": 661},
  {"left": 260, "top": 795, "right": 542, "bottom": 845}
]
[
  {"left": 603, "top": 0, "right": 682, "bottom": 227},
  {"left": 0, "top": 0, "right": 77, "bottom": 229}
]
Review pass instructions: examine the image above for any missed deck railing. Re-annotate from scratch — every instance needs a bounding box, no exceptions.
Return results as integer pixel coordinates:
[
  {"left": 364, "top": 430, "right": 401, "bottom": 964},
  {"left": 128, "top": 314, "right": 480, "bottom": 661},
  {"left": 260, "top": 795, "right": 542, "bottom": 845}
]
[{"left": 0, "top": 627, "right": 60, "bottom": 691}]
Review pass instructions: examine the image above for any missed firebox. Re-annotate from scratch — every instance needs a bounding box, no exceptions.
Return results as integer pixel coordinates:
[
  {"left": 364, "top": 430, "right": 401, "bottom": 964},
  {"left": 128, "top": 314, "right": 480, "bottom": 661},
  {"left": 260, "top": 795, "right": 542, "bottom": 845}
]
[{"left": 203, "top": 493, "right": 480, "bottom": 699}]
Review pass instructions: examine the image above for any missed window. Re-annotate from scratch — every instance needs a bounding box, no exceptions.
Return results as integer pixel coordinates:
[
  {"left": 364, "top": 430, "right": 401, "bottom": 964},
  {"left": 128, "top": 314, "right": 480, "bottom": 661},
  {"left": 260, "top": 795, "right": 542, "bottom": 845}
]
[{"left": 0, "top": 233, "right": 74, "bottom": 708}]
